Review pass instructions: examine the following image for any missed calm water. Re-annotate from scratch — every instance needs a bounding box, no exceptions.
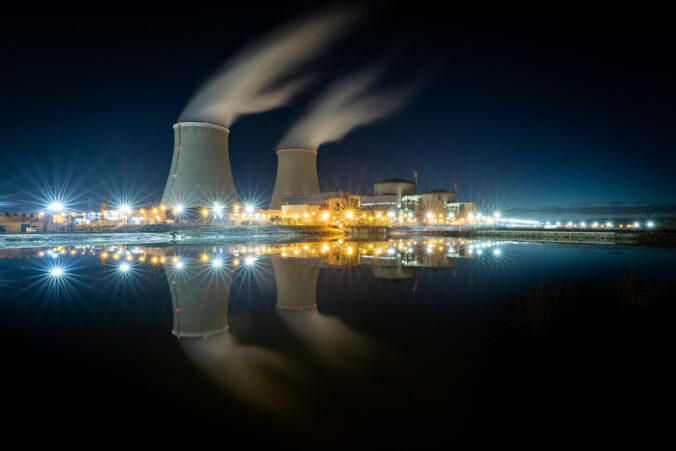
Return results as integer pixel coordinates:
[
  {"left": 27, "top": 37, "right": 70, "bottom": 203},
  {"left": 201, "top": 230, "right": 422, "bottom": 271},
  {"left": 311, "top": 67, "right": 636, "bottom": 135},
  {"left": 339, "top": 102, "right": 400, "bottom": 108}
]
[{"left": 1, "top": 238, "right": 674, "bottom": 446}]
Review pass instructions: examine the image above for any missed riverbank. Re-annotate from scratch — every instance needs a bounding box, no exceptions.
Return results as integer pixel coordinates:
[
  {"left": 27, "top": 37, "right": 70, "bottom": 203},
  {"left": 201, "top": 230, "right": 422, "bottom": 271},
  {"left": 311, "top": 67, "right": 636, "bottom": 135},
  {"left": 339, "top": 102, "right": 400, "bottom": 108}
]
[
  {"left": 0, "top": 225, "right": 343, "bottom": 249},
  {"left": 390, "top": 226, "right": 676, "bottom": 246}
]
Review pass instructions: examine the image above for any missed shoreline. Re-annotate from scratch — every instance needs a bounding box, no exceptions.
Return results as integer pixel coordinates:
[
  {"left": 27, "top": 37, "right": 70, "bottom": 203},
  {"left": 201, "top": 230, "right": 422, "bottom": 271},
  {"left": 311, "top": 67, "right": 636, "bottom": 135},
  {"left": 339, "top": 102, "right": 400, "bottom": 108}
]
[
  {"left": 389, "top": 226, "right": 676, "bottom": 246},
  {"left": 2, "top": 224, "right": 675, "bottom": 248}
]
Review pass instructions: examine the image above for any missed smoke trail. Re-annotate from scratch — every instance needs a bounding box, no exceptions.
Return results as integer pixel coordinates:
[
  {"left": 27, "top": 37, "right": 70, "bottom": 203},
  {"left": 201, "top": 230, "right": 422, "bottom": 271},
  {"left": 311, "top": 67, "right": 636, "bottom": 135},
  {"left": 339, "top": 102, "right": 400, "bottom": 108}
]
[
  {"left": 279, "top": 65, "right": 424, "bottom": 149},
  {"left": 180, "top": 8, "right": 357, "bottom": 127}
]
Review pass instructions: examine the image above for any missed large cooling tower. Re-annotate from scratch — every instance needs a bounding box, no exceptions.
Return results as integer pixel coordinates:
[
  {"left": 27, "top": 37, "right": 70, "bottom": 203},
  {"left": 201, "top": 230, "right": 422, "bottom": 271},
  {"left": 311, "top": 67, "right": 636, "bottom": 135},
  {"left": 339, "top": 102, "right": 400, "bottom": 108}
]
[
  {"left": 272, "top": 255, "right": 319, "bottom": 310},
  {"left": 161, "top": 122, "right": 237, "bottom": 210},
  {"left": 165, "top": 261, "right": 233, "bottom": 337},
  {"left": 268, "top": 148, "right": 320, "bottom": 210}
]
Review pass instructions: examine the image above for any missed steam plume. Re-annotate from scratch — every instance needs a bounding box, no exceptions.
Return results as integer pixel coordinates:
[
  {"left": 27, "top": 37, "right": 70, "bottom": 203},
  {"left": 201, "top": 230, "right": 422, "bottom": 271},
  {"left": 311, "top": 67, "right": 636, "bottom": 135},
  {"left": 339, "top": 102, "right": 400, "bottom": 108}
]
[
  {"left": 180, "top": 8, "right": 357, "bottom": 127},
  {"left": 279, "top": 65, "right": 424, "bottom": 149}
]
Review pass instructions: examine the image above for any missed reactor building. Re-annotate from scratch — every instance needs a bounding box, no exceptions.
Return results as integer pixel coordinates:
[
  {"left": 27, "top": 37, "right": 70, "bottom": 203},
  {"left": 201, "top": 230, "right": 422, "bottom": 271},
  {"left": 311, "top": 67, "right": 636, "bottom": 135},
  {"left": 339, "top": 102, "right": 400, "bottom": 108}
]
[
  {"left": 269, "top": 148, "right": 320, "bottom": 210},
  {"left": 161, "top": 122, "right": 238, "bottom": 213}
]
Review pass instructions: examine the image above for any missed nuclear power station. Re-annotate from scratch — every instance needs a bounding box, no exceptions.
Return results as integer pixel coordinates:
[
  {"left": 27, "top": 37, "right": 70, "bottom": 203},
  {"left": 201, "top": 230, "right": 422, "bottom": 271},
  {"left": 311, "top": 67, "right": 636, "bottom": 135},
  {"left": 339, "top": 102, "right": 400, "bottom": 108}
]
[
  {"left": 161, "top": 122, "right": 237, "bottom": 212},
  {"left": 269, "top": 148, "right": 321, "bottom": 210}
]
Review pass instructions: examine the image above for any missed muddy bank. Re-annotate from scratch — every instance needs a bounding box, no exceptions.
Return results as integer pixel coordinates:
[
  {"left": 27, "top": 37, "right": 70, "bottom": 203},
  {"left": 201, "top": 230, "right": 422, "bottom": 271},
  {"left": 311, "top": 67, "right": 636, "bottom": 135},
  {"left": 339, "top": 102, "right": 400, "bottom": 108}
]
[
  {"left": 0, "top": 226, "right": 343, "bottom": 249},
  {"left": 390, "top": 226, "right": 676, "bottom": 246}
]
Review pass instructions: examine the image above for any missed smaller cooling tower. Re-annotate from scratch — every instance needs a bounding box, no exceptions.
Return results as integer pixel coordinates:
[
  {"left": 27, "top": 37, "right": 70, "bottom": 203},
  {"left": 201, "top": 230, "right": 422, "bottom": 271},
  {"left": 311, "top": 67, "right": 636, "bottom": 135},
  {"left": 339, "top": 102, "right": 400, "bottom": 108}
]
[
  {"left": 269, "top": 148, "right": 320, "bottom": 210},
  {"left": 272, "top": 255, "right": 319, "bottom": 310},
  {"left": 161, "top": 122, "right": 237, "bottom": 210}
]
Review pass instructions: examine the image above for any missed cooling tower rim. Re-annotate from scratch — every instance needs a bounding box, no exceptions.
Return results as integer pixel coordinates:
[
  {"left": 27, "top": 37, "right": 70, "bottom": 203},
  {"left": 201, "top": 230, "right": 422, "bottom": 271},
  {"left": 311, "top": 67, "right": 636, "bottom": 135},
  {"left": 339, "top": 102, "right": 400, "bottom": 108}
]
[
  {"left": 172, "top": 326, "right": 230, "bottom": 338},
  {"left": 174, "top": 121, "right": 230, "bottom": 133},
  {"left": 276, "top": 147, "right": 317, "bottom": 154}
]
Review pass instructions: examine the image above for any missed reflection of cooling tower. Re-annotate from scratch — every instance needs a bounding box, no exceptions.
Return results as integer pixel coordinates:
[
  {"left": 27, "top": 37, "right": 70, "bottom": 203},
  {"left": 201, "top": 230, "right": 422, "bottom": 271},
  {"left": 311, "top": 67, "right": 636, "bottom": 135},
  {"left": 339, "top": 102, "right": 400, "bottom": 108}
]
[
  {"left": 272, "top": 256, "right": 319, "bottom": 310},
  {"left": 268, "top": 148, "right": 320, "bottom": 210},
  {"left": 374, "top": 265, "right": 416, "bottom": 281},
  {"left": 161, "top": 122, "right": 237, "bottom": 209},
  {"left": 165, "top": 263, "right": 233, "bottom": 337}
]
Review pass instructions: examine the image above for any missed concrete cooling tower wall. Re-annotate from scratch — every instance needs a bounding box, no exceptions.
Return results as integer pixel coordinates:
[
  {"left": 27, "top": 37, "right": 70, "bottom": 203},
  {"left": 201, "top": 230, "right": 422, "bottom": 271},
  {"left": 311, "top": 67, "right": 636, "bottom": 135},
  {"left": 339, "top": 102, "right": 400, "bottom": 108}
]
[
  {"left": 272, "top": 255, "right": 320, "bottom": 310},
  {"left": 165, "top": 263, "right": 234, "bottom": 337},
  {"left": 161, "top": 122, "right": 238, "bottom": 210},
  {"left": 269, "top": 148, "right": 320, "bottom": 210}
]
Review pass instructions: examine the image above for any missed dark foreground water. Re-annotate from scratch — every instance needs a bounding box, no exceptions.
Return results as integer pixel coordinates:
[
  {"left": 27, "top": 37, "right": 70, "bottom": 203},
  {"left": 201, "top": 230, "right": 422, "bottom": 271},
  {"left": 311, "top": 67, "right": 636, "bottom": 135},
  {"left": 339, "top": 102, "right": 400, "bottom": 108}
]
[{"left": 1, "top": 238, "right": 674, "bottom": 447}]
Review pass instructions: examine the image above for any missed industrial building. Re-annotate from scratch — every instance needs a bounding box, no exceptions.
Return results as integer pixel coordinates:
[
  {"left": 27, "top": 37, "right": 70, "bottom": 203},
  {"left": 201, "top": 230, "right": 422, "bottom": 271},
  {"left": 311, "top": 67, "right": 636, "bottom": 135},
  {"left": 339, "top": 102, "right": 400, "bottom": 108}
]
[
  {"left": 360, "top": 177, "right": 475, "bottom": 221},
  {"left": 161, "top": 122, "right": 237, "bottom": 215},
  {"left": 269, "top": 148, "right": 321, "bottom": 210},
  {"left": 0, "top": 212, "right": 44, "bottom": 233}
]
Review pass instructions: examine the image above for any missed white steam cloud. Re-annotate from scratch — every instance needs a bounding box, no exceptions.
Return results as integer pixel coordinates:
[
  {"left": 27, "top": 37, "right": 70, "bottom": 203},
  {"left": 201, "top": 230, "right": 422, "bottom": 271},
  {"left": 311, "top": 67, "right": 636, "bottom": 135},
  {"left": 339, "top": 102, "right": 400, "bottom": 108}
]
[
  {"left": 180, "top": 8, "right": 357, "bottom": 127},
  {"left": 279, "top": 65, "right": 423, "bottom": 150}
]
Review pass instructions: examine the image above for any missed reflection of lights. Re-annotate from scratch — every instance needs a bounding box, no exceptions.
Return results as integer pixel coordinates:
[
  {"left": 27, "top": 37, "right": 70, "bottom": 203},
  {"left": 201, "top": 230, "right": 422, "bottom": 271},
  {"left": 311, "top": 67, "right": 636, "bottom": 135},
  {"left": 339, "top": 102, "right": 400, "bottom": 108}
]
[
  {"left": 50, "top": 267, "right": 64, "bottom": 277},
  {"left": 493, "top": 248, "right": 501, "bottom": 256}
]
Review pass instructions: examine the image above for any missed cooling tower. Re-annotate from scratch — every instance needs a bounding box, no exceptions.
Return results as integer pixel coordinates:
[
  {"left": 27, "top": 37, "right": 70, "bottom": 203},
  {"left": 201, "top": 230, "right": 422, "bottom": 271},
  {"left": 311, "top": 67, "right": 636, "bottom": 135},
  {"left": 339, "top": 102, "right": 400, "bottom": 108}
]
[
  {"left": 272, "top": 255, "right": 319, "bottom": 310},
  {"left": 165, "top": 261, "right": 233, "bottom": 337},
  {"left": 161, "top": 122, "right": 237, "bottom": 211},
  {"left": 268, "top": 148, "right": 320, "bottom": 210}
]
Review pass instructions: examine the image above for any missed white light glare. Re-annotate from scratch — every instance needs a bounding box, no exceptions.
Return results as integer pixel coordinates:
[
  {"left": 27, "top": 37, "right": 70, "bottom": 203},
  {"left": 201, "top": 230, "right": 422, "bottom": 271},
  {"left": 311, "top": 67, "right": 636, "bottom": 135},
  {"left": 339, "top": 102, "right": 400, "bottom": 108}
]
[
  {"left": 493, "top": 248, "right": 501, "bottom": 256},
  {"left": 50, "top": 267, "right": 64, "bottom": 277},
  {"left": 244, "top": 256, "right": 256, "bottom": 265},
  {"left": 211, "top": 258, "right": 223, "bottom": 268},
  {"left": 119, "top": 263, "right": 130, "bottom": 272},
  {"left": 245, "top": 205, "right": 255, "bottom": 214},
  {"left": 48, "top": 201, "right": 65, "bottom": 213},
  {"left": 493, "top": 212, "right": 501, "bottom": 219},
  {"left": 119, "top": 205, "right": 132, "bottom": 215},
  {"left": 212, "top": 203, "right": 223, "bottom": 214},
  {"left": 647, "top": 221, "right": 655, "bottom": 228},
  {"left": 175, "top": 261, "right": 184, "bottom": 269}
]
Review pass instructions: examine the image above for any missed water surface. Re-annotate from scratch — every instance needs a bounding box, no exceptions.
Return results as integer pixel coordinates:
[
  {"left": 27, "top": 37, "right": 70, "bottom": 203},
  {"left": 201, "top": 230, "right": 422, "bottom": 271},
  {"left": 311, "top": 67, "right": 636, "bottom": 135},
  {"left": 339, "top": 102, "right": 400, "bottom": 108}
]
[{"left": 1, "top": 238, "right": 674, "bottom": 446}]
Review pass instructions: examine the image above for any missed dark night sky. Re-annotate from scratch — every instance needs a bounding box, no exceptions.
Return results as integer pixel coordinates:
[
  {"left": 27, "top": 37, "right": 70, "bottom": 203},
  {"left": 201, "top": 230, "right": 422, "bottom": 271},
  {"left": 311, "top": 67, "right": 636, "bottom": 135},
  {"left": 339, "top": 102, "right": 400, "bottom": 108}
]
[{"left": 1, "top": 2, "right": 675, "bottom": 216}]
